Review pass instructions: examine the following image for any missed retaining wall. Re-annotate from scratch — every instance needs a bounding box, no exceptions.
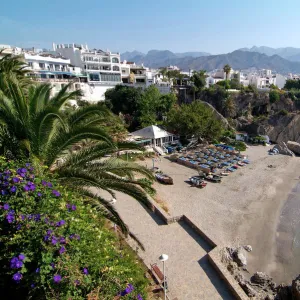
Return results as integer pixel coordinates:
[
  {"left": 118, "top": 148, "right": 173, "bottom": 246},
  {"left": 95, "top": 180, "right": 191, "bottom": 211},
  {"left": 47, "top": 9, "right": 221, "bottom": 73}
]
[{"left": 145, "top": 197, "right": 249, "bottom": 299}]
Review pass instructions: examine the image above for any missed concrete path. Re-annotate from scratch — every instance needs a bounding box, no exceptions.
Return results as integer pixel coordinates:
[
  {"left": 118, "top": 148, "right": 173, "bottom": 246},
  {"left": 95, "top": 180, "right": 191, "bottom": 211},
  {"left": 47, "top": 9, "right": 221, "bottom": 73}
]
[{"left": 115, "top": 193, "right": 235, "bottom": 300}]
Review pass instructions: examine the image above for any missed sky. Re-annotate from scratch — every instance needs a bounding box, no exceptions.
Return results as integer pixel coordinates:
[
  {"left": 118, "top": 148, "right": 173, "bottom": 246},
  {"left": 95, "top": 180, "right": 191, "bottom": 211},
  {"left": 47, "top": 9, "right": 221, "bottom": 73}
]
[{"left": 1, "top": 0, "right": 300, "bottom": 54}]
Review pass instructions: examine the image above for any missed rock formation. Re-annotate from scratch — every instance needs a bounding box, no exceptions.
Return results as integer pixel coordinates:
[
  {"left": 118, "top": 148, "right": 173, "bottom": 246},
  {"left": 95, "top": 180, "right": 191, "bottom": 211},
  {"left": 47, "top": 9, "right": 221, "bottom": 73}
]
[
  {"left": 221, "top": 245, "right": 300, "bottom": 299},
  {"left": 287, "top": 141, "right": 300, "bottom": 155},
  {"left": 292, "top": 275, "right": 300, "bottom": 300},
  {"left": 272, "top": 141, "right": 295, "bottom": 156},
  {"left": 198, "top": 100, "right": 233, "bottom": 130}
]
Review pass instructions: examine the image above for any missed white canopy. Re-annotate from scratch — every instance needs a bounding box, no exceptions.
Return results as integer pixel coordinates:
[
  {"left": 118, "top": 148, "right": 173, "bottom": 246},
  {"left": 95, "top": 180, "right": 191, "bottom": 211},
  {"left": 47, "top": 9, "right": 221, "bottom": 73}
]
[{"left": 130, "top": 125, "right": 174, "bottom": 139}]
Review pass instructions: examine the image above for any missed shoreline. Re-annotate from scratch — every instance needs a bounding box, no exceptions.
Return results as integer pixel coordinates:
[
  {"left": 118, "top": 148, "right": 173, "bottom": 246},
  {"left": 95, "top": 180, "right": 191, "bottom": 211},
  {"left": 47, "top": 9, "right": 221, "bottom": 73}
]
[{"left": 140, "top": 146, "right": 300, "bottom": 283}]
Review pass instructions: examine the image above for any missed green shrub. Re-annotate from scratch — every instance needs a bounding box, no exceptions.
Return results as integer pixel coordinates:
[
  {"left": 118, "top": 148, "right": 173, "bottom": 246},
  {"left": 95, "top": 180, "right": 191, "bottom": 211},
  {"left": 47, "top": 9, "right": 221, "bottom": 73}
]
[
  {"left": 279, "top": 109, "right": 288, "bottom": 116},
  {"left": 230, "top": 141, "right": 247, "bottom": 151},
  {"left": 269, "top": 90, "right": 280, "bottom": 103},
  {"left": 0, "top": 158, "right": 148, "bottom": 299}
]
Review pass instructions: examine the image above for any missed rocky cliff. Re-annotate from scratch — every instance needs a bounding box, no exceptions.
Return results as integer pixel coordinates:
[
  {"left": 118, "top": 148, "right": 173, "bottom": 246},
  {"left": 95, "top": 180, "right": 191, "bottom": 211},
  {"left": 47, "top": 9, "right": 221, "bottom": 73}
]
[{"left": 200, "top": 89, "right": 300, "bottom": 143}]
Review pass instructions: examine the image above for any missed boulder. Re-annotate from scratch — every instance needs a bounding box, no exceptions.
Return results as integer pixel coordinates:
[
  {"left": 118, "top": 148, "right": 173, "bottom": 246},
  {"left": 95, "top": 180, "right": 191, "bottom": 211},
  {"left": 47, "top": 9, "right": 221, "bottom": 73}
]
[
  {"left": 232, "top": 247, "right": 247, "bottom": 267},
  {"left": 272, "top": 142, "right": 295, "bottom": 157},
  {"left": 243, "top": 245, "right": 252, "bottom": 252},
  {"left": 250, "top": 272, "right": 275, "bottom": 289},
  {"left": 292, "top": 275, "right": 300, "bottom": 300},
  {"left": 287, "top": 141, "right": 300, "bottom": 156},
  {"left": 276, "top": 284, "right": 292, "bottom": 300}
]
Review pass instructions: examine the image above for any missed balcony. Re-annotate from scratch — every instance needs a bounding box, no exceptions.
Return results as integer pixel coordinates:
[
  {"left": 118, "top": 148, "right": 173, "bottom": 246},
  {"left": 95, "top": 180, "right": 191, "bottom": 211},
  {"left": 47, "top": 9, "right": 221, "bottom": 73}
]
[{"left": 33, "top": 78, "right": 80, "bottom": 83}]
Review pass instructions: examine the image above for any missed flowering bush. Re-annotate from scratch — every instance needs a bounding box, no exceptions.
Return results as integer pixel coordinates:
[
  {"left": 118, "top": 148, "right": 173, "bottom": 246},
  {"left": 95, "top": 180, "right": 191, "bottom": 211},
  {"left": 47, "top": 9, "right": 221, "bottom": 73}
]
[{"left": 0, "top": 158, "right": 148, "bottom": 299}]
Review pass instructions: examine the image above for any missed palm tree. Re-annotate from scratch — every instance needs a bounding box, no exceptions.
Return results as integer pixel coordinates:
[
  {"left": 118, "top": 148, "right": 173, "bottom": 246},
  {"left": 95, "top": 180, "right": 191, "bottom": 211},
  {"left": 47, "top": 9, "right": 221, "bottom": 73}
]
[
  {"left": 0, "top": 75, "right": 153, "bottom": 236},
  {"left": 159, "top": 67, "right": 167, "bottom": 80},
  {"left": 223, "top": 64, "right": 231, "bottom": 81},
  {"left": 178, "top": 74, "right": 185, "bottom": 86}
]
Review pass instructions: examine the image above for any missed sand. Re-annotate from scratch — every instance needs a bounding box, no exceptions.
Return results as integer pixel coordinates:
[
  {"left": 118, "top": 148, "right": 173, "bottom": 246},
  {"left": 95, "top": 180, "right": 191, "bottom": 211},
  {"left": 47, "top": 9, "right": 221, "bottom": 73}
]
[{"left": 140, "top": 146, "right": 300, "bottom": 283}]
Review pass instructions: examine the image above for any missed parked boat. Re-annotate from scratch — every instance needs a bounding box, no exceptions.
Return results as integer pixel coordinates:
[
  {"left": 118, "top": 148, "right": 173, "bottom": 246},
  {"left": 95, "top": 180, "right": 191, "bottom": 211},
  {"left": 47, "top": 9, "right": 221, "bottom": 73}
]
[
  {"left": 220, "top": 171, "right": 230, "bottom": 176},
  {"left": 201, "top": 173, "right": 221, "bottom": 183},
  {"left": 155, "top": 173, "right": 173, "bottom": 185},
  {"left": 189, "top": 176, "right": 207, "bottom": 188}
]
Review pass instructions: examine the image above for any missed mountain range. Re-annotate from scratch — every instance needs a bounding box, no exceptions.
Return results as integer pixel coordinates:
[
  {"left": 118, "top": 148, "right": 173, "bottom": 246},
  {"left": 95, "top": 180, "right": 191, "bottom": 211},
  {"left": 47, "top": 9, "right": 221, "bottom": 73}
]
[
  {"left": 121, "top": 46, "right": 300, "bottom": 74},
  {"left": 238, "top": 46, "right": 300, "bottom": 62}
]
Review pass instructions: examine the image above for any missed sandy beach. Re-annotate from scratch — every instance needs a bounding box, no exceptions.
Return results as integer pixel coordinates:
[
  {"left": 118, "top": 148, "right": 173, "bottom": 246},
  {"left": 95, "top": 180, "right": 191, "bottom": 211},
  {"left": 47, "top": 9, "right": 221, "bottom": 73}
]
[{"left": 140, "top": 146, "right": 300, "bottom": 283}]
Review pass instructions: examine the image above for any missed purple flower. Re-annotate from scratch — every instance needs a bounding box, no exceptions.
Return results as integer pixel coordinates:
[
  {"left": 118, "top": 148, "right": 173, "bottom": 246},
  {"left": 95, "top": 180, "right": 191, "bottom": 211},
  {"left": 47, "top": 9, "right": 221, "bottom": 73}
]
[
  {"left": 4, "top": 170, "right": 11, "bottom": 175},
  {"left": 35, "top": 268, "right": 40, "bottom": 273},
  {"left": 66, "top": 204, "right": 71, "bottom": 210},
  {"left": 51, "top": 236, "right": 58, "bottom": 245},
  {"left": 71, "top": 205, "right": 76, "bottom": 211},
  {"left": 44, "top": 235, "right": 50, "bottom": 241},
  {"left": 16, "top": 224, "right": 21, "bottom": 230},
  {"left": 74, "top": 279, "right": 80, "bottom": 286},
  {"left": 119, "top": 284, "right": 134, "bottom": 296},
  {"left": 56, "top": 220, "right": 65, "bottom": 227},
  {"left": 59, "top": 246, "right": 66, "bottom": 254},
  {"left": 34, "top": 214, "right": 41, "bottom": 221},
  {"left": 3, "top": 203, "right": 9, "bottom": 210},
  {"left": 37, "top": 192, "right": 42, "bottom": 197},
  {"left": 15, "top": 260, "right": 23, "bottom": 268},
  {"left": 10, "top": 186, "right": 17, "bottom": 193},
  {"left": 44, "top": 217, "right": 49, "bottom": 224},
  {"left": 41, "top": 180, "right": 47, "bottom": 186},
  {"left": 20, "top": 215, "right": 25, "bottom": 221},
  {"left": 47, "top": 229, "right": 53, "bottom": 235},
  {"left": 10, "top": 257, "right": 19, "bottom": 268},
  {"left": 6, "top": 211, "right": 15, "bottom": 223},
  {"left": 25, "top": 163, "right": 31, "bottom": 167},
  {"left": 23, "top": 185, "right": 30, "bottom": 192},
  {"left": 27, "top": 214, "right": 33, "bottom": 220},
  {"left": 52, "top": 190, "right": 60, "bottom": 197},
  {"left": 50, "top": 263, "right": 55, "bottom": 269},
  {"left": 12, "top": 272, "right": 22, "bottom": 283},
  {"left": 12, "top": 177, "right": 20, "bottom": 183},
  {"left": 1, "top": 189, "right": 8, "bottom": 195},
  {"left": 137, "top": 294, "right": 143, "bottom": 300},
  {"left": 53, "top": 274, "right": 61, "bottom": 283},
  {"left": 83, "top": 268, "right": 88, "bottom": 275},
  {"left": 31, "top": 283, "right": 35, "bottom": 288},
  {"left": 10, "top": 257, "right": 23, "bottom": 269},
  {"left": 47, "top": 182, "right": 53, "bottom": 188},
  {"left": 59, "top": 237, "right": 66, "bottom": 244}
]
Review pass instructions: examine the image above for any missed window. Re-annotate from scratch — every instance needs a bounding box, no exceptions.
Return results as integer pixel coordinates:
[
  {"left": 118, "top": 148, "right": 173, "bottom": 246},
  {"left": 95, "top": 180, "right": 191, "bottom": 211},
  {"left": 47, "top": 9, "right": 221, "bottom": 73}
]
[
  {"left": 89, "top": 73, "right": 100, "bottom": 81},
  {"left": 55, "top": 65, "right": 60, "bottom": 71},
  {"left": 41, "top": 74, "right": 47, "bottom": 79},
  {"left": 113, "top": 66, "right": 120, "bottom": 71},
  {"left": 122, "top": 70, "right": 126, "bottom": 73},
  {"left": 102, "top": 58, "right": 109, "bottom": 62},
  {"left": 100, "top": 73, "right": 121, "bottom": 82},
  {"left": 49, "top": 64, "right": 54, "bottom": 70},
  {"left": 75, "top": 84, "right": 81, "bottom": 90},
  {"left": 39, "top": 63, "right": 45, "bottom": 69},
  {"left": 28, "top": 62, "right": 33, "bottom": 68},
  {"left": 112, "top": 57, "right": 119, "bottom": 63}
]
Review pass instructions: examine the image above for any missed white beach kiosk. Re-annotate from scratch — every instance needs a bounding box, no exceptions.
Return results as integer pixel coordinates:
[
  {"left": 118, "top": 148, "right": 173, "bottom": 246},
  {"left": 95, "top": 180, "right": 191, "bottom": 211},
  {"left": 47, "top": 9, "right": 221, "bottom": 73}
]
[{"left": 130, "top": 125, "right": 178, "bottom": 149}]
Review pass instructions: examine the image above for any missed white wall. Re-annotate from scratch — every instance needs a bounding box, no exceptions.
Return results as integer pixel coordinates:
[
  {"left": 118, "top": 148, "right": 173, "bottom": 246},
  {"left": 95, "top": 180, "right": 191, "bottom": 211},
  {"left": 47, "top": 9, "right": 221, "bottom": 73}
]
[
  {"left": 79, "top": 83, "right": 117, "bottom": 101},
  {"left": 276, "top": 74, "right": 286, "bottom": 89}
]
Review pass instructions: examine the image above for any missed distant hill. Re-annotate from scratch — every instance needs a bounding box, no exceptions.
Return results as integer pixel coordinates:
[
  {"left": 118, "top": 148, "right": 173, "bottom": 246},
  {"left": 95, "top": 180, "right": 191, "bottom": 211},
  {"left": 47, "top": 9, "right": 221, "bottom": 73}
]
[
  {"left": 239, "top": 46, "right": 300, "bottom": 62},
  {"left": 120, "top": 50, "right": 210, "bottom": 64},
  {"left": 121, "top": 49, "right": 300, "bottom": 73},
  {"left": 170, "top": 50, "right": 300, "bottom": 73}
]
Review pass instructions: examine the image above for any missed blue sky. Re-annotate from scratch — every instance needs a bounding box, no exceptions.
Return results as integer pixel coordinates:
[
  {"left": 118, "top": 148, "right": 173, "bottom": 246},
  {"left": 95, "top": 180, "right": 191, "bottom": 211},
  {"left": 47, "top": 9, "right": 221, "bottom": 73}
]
[{"left": 1, "top": 0, "right": 299, "bottom": 54}]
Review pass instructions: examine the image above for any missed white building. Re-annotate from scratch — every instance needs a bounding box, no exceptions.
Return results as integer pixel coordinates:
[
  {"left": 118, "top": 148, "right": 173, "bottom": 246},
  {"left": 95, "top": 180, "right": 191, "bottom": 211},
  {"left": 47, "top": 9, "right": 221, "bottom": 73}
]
[
  {"left": 0, "top": 44, "right": 22, "bottom": 58},
  {"left": 53, "top": 43, "right": 122, "bottom": 101},
  {"left": 130, "top": 125, "right": 178, "bottom": 147}
]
